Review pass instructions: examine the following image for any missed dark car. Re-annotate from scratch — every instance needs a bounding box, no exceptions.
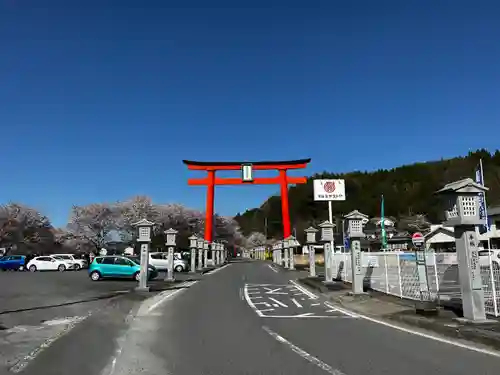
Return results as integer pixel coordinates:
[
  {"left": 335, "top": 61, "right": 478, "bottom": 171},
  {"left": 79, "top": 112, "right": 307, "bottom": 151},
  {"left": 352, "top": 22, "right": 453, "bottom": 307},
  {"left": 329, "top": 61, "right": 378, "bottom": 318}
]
[{"left": 0, "top": 255, "right": 26, "bottom": 271}]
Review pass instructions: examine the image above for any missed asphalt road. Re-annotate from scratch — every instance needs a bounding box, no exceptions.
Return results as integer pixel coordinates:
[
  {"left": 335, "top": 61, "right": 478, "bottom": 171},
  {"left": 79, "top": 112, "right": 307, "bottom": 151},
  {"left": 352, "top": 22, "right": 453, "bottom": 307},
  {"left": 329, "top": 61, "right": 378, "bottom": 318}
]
[
  {"left": 0, "top": 269, "right": 192, "bottom": 373},
  {"left": 13, "top": 261, "right": 500, "bottom": 374}
]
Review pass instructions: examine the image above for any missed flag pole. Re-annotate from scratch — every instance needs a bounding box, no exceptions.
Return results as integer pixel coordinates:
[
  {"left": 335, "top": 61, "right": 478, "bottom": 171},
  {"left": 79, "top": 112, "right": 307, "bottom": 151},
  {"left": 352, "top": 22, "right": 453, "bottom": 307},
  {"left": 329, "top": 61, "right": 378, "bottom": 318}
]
[{"left": 479, "top": 159, "right": 492, "bottom": 249}]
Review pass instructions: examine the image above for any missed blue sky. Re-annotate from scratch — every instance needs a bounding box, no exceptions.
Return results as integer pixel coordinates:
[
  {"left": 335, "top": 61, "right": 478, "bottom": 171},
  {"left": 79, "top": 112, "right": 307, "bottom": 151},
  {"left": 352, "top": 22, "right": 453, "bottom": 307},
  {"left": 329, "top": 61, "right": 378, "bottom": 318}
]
[{"left": 1, "top": 0, "right": 499, "bottom": 227}]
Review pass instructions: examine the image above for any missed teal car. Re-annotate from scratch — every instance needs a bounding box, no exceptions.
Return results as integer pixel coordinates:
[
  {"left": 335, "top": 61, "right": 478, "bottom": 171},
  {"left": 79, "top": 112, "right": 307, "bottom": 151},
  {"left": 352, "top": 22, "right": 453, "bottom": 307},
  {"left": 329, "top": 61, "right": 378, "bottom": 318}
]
[{"left": 89, "top": 255, "right": 158, "bottom": 281}]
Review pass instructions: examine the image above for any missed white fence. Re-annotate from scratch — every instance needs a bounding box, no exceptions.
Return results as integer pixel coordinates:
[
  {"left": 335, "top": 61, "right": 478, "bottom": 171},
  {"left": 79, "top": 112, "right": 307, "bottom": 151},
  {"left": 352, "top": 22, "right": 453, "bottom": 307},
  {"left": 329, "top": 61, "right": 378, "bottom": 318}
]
[{"left": 330, "top": 252, "right": 500, "bottom": 317}]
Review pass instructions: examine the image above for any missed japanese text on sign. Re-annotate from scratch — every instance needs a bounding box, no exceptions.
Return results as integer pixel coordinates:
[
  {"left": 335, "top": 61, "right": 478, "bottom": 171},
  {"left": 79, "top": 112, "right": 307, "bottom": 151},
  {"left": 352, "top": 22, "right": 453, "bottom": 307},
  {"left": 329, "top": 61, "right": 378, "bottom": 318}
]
[{"left": 313, "top": 179, "right": 346, "bottom": 201}]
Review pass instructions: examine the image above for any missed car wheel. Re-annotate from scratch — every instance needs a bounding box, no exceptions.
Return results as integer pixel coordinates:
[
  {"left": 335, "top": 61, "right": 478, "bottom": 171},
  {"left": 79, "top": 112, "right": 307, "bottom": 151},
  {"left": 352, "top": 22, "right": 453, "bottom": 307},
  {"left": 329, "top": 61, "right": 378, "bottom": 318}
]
[
  {"left": 175, "top": 265, "right": 184, "bottom": 272},
  {"left": 58, "top": 264, "right": 66, "bottom": 272},
  {"left": 29, "top": 265, "right": 37, "bottom": 272},
  {"left": 90, "top": 271, "right": 101, "bottom": 281},
  {"left": 134, "top": 272, "right": 140, "bottom": 281},
  {"left": 74, "top": 264, "right": 81, "bottom": 271}
]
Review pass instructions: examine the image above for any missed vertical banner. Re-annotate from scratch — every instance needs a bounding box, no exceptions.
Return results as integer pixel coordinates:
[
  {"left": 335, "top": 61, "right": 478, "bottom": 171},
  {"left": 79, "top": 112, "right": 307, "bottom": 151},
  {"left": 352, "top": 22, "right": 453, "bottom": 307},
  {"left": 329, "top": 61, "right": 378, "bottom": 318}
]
[{"left": 475, "top": 159, "right": 490, "bottom": 234}]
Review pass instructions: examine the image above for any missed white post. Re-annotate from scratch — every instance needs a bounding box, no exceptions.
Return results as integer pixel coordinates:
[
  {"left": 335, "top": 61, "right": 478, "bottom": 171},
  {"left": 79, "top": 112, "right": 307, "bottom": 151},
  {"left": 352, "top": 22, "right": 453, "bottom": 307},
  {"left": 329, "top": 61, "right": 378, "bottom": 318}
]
[
  {"left": 396, "top": 252, "right": 403, "bottom": 298},
  {"left": 384, "top": 253, "right": 389, "bottom": 294},
  {"left": 328, "top": 200, "right": 335, "bottom": 266},
  {"left": 433, "top": 251, "right": 439, "bottom": 292}
]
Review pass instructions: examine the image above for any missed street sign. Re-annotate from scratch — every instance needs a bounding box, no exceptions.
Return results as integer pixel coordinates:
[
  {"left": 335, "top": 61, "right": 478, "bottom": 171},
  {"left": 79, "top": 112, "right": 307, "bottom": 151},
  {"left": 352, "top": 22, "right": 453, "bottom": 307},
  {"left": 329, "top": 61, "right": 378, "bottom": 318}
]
[
  {"left": 313, "top": 179, "right": 346, "bottom": 201},
  {"left": 412, "top": 232, "right": 425, "bottom": 248}
]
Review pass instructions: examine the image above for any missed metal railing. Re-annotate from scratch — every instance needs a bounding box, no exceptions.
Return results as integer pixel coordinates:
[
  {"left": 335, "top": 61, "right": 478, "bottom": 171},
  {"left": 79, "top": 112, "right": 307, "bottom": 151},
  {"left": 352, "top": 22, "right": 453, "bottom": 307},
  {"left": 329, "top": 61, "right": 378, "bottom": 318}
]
[{"left": 331, "top": 251, "right": 500, "bottom": 317}]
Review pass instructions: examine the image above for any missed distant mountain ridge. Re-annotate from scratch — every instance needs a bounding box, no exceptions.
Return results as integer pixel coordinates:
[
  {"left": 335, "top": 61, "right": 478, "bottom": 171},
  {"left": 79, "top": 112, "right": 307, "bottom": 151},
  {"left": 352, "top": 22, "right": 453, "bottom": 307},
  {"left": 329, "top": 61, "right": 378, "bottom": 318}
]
[{"left": 234, "top": 149, "right": 500, "bottom": 241}]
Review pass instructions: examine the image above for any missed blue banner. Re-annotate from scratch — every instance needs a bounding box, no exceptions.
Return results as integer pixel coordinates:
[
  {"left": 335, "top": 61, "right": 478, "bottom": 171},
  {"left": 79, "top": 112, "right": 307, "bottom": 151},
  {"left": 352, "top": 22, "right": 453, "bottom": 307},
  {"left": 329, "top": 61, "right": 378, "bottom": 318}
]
[
  {"left": 344, "top": 235, "right": 350, "bottom": 250},
  {"left": 475, "top": 163, "right": 489, "bottom": 234}
]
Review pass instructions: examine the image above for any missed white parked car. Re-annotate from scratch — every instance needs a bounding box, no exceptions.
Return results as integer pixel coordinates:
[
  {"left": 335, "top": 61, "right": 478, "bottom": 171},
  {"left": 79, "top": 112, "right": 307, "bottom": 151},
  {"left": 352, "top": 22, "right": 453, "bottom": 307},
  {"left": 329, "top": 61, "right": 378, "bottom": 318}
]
[
  {"left": 149, "top": 252, "right": 188, "bottom": 272},
  {"left": 27, "top": 256, "right": 77, "bottom": 272},
  {"left": 52, "top": 254, "right": 88, "bottom": 270},
  {"left": 478, "top": 249, "right": 500, "bottom": 269}
]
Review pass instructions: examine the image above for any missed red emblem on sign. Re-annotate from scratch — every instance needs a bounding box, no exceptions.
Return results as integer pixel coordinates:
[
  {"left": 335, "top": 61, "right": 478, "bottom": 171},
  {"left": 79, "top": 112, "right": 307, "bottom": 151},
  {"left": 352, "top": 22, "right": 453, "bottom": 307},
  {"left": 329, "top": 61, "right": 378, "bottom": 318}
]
[{"left": 323, "top": 181, "right": 336, "bottom": 193}]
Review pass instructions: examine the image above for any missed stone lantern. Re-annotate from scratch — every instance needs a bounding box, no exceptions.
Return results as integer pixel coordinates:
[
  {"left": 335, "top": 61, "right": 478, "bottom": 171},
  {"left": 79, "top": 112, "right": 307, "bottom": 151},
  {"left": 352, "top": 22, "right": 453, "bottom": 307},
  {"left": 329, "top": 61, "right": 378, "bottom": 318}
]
[
  {"left": 304, "top": 227, "right": 318, "bottom": 277},
  {"left": 435, "top": 178, "right": 489, "bottom": 321},
  {"left": 286, "top": 236, "right": 299, "bottom": 270},
  {"left": 319, "top": 221, "right": 335, "bottom": 282},
  {"left": 344, "top": 210, "right": 369, "bottom": 294},
  {"left": 132, "top": 219, "right": 155, "bottom": 292},
  {"left": 188, "top": 235, "right": 198, "bottom": 273}
]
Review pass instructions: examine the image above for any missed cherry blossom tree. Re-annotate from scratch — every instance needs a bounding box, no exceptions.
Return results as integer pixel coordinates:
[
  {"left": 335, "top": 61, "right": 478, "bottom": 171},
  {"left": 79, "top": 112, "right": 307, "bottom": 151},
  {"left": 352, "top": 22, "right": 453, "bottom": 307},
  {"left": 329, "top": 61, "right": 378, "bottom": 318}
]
[
  {"left": 0, "top": 203, "right": 54, "bottom": 254},
  {"left": 245, "top": 231, "right": 266, "bottom": 247},
  {"left": 66, "top": 203, "right": 120, "bottom": 251},
  {"left": 116, "top": 196, "right": 158, "bottom": 241}
]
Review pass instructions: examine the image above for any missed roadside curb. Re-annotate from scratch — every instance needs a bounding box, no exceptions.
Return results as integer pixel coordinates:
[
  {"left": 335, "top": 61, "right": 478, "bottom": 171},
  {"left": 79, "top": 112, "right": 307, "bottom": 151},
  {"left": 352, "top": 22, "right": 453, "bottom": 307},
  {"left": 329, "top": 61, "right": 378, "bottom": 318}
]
[{"left": 297, "top": 277, "right": 500, "bottom": 351}]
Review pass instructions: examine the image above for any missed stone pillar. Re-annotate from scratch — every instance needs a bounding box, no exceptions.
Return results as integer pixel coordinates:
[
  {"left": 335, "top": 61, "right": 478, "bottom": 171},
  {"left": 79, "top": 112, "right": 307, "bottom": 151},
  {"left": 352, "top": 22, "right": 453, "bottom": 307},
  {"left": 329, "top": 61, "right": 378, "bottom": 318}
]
[
  {"left": 165, "top": 246, "right": 175, "bottom": 281},
  {"left": 203, "top": 241, "right": 209, "bottom": 268},
  {"left": 456, "top": 227, "right": 486, "bottom": 320},
  {"left": 289, "top": 247, "right": 295, "bottom": 270},
  {"left": 197, "top": 239, "right": 204, "bottom": 271},
  {"left": 283, "top": 241, "right": 289, "bottom": 268},
  {"left": 190, "top": 247, "right": 196, "bottom": 273},
  {"left": 138, "top": 243, "right": 150, "bottom": 291},
  {"left": 350, "top": 238, "right": 363, "bottom": 294}
]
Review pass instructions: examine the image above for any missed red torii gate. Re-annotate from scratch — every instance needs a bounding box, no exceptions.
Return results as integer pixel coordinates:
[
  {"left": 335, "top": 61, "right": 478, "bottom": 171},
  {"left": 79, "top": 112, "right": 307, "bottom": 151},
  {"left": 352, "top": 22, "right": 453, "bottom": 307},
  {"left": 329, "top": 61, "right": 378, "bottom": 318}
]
[{"left": 183, "top": 159, "right": 311, "bottom": 242}]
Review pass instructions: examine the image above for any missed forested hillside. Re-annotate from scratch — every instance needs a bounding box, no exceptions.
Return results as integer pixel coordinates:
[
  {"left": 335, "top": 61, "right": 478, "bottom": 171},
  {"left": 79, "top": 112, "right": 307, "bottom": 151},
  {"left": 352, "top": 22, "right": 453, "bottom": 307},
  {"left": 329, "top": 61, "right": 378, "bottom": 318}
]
[{"left": 234, "top": 149, "right": 500, "bottom": 240}]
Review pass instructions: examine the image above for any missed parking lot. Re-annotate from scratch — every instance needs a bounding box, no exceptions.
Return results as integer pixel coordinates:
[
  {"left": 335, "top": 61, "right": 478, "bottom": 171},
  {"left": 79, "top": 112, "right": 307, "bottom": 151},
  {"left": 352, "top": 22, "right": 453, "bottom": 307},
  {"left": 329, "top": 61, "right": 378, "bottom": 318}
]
[{"left": 0, "top": 269, "right": 195, "bottom": 373}]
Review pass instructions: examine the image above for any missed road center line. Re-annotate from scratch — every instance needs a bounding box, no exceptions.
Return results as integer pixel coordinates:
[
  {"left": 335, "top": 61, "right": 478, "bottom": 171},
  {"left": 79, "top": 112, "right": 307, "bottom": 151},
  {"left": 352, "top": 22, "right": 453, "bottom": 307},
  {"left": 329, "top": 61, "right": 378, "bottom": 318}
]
[{"left": 262, "top": 326, "right": 346, "bottom": 375}]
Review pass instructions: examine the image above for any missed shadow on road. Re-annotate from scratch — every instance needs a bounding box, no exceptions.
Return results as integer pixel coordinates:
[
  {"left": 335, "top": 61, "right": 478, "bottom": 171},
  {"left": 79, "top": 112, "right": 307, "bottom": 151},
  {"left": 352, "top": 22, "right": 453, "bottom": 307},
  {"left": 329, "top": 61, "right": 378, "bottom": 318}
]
[{"left": 0, "top": 291, "right": 128, "bottom": 315}]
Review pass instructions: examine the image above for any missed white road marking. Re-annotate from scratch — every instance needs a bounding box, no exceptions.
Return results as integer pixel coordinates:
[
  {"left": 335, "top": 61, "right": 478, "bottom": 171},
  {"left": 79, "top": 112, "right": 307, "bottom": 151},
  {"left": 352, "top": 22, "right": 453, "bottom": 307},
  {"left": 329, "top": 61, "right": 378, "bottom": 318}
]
[
  {"left": 258, "top": 308, "right": 275, "bottom": 313},
  {"left": 146, "top": 281, "right": 198, "bottom": 313},
  {"left": 243, "top": 284, "right": 264, "bottom": 317},
  {"left": 253, "top": 296, "right": 263, "bottom": 299},
  {"left": 267, "top": 264, "right": 279, "bottom": 273},
  {"left": 254, "top": 302, "right": 272, "bottom": 307},
  {"left": 289, "top": 280, "right": 319, "bottom": 299},
  {"left": 269, "top": 297, "right": 288, "bottom": 308},
  {"left": 291, "top": 298, "right": 303, "bottom": 308},
  {"left": 263, "top": 326, "right": 347, "bottom": 375},
  {"left": 264, "top": 287, "right": 288, "bottom": 295},
  {"left": 311, "top": 303, "right": 321, "bottom": 306},
  {"left": 262, "top": 315, "right": 354, "bottom": 319},
  {"left": 296, "top": 284, "right": 500, "bottom": 358},
  {"left": 206, "top": 263, "right": 231, "bottom": 275}
]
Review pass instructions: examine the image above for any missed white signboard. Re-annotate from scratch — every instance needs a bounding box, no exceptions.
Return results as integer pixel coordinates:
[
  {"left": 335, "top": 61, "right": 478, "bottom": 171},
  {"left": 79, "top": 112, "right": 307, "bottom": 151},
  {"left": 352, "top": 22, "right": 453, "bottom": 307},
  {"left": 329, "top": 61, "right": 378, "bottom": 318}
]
[
  {"left": 241, "top": 164, "right": 253, "bottom": 182},
  {"left": 313, "top": 179, "right": 346, "bottom": 201}
]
